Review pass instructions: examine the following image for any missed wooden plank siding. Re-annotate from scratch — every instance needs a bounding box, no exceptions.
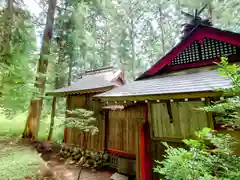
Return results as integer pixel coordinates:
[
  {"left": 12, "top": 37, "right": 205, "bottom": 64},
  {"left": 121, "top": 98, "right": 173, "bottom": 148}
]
[
  {"left": 107, "top": 106, "right": 145, "bottom": 155},
  {"left": 151, "top": 101, "right": 212, "bottom": 139},
  {"left": 65, "top": 94, "right": 105, "bottom": 151},
  {"left": 150, "top": 101, "right": 214, "bottom": 180}
]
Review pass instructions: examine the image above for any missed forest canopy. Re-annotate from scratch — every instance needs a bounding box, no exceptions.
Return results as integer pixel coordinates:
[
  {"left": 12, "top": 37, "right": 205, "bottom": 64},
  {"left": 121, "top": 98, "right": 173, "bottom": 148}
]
[{"left": 0, "top": 0, "right": 239, "bottom": 115}]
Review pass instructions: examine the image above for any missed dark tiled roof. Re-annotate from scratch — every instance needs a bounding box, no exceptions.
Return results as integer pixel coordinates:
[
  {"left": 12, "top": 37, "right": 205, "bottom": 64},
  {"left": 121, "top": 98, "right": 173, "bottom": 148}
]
[
  {"left": 48, "top": 68, "right": 122, "bottom": 94},
  {"left": 95, "top": 69, "right": 232, "bottom": 98}
]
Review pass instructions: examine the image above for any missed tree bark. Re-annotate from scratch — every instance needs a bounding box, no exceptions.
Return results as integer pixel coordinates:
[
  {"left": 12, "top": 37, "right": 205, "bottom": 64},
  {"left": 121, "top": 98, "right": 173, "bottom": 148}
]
[
  {"left": 22, "top": 0, "right": 57, "bottom": 140},
  {"left": 130, "top": 18, "right": 136, "bottom": 79},
  {"left": 47, "top": 96, "right": 56, "bottom": 140},
  {"left": 55, "top": 36, "right": 66, "bottom": 89}
]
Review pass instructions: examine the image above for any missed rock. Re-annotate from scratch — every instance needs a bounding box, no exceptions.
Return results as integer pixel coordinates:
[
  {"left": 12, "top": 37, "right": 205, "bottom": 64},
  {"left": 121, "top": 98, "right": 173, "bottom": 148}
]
[
  {"left": 110, "top": 172, "right": 128, "bottom": 180},
  {"left": 103, "top": 152, "right": 109, "bottom": 161},
  {"left": 37, "top": 162, "right": 54, "bottom": 178},
  {"left": 91, "top": 168, "right": 97, "bottom": 173},
  {"left": 77, "top": 156, "right": 87, "bottom": 166}
]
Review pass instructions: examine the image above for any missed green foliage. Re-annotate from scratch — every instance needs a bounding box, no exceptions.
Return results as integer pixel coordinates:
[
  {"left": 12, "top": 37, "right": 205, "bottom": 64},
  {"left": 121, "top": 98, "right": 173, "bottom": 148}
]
[
  {"left": 202, "top": 57, "right": 240, "bottom": 126},
  {"left": 0, "top": 6, "right": 37, "bottom": 114},
  {"left": 154, "top": 128, "right": 240, "bottom": 179},
  {"left": 64, "top": 108, "right": 98, "bottom": 135}
]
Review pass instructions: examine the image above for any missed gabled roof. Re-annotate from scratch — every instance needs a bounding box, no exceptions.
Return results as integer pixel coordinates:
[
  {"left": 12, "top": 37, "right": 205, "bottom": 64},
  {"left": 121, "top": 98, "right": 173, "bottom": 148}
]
[
  {"left": 137, "top": 26, "right": 240, "bottom": 80},
  {"left": 94, "top": 67, "right": 232, "bottom": 99},
  {"left": 47, "top": 67, "right": 124, "bottom": 96}
]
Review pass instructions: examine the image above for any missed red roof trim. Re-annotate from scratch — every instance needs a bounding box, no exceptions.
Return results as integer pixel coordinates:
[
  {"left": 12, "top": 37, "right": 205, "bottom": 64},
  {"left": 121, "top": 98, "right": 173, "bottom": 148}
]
[{"left": 137, "top": 26, "right": 240, "bottom": 80}]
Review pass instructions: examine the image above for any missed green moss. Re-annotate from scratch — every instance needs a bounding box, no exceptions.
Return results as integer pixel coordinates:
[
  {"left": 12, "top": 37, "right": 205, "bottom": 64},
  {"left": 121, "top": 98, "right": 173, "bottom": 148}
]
[{"left": 0, "top": 137, "right": 44, "bottom": 179}]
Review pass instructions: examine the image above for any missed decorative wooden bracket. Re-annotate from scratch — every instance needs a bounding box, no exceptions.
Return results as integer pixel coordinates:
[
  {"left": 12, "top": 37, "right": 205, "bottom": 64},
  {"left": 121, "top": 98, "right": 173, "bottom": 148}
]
[{"left": 166, "top": 101, "right": 173, "bottom": 123}]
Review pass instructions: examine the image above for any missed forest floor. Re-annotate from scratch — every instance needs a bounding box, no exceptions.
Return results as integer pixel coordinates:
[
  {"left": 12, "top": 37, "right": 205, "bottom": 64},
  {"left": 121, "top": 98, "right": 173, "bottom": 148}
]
[{"left": 0, "top": 136, "right": 114, "bottom": 180}]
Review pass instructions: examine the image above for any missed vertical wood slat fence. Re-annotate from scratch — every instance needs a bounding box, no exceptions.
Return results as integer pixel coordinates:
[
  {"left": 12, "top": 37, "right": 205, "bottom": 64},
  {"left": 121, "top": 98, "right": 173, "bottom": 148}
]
[
  {"left": 65, "top": 95, "right": 145, "bottom": 157},
  {"left": 107, "top": 105, "right": 145, "bottom": 155}
]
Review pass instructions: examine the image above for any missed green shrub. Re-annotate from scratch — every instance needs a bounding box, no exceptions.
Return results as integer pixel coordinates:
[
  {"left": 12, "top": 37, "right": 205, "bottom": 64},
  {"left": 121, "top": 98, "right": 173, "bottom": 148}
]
[{"left": 154, "top": 128, "right": 240, "bottom": 179}]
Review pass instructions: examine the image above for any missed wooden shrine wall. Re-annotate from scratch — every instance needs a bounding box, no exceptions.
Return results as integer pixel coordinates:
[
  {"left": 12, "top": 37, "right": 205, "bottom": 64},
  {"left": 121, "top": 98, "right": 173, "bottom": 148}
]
[
  {"left": 150, "top": 101, "right": 212, "bottom": 139},
  {"left": 150, "top": 101, "right": 214, "bottom": 180},
  {"left": 108, "top": 105, "right": 145, "bottom": 155},
  {"left": 66, "top": 94, "right": 105, "bottom": 151}
]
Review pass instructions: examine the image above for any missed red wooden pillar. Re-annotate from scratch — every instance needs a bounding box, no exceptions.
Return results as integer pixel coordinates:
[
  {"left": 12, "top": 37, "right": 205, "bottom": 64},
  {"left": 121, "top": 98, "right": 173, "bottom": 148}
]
[
  {"left": 139, "top": 104, "right": 152, "bottom": 180},
  {"left": 64, "top": 128, "right": 68, "bottom": 143}
]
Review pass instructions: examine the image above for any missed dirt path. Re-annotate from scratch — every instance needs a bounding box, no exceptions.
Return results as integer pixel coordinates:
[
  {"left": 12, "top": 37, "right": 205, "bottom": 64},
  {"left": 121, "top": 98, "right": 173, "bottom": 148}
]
[
  {"left": 46, "top": 155, "right": 114, "bottom": 180},
  {"left": 34, "top": 141, "right": 115, "bottom": 180},
  {"left": 0, "top": 137, "right": 114, "bottom": 180}
]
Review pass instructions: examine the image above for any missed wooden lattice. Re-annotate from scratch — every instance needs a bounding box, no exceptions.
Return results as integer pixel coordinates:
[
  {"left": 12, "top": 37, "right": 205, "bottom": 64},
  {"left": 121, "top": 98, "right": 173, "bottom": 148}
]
[
  {"left": 109, "top": 153, "right": 119, "bottom": 168},
  {"left": 201, "top": 38, "right": 237, "bottom": 60},
  {"left": 170, "top": 38, "right": 238, "bottom": 66},
  {"left": 171, "top": 41, "right": 200, "bottom": 65}
]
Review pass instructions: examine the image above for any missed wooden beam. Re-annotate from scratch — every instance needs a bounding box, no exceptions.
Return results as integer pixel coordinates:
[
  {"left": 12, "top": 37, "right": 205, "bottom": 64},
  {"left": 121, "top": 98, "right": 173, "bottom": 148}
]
[
  {"left": 147, "top": 103, "right": 154, "bottom": 139},
  {"left": 97, "top": 91, "right": 223, "bottom": 102},
  {"left": 138, "top": 125, "right": 145, "bottom": 180},
  {"left": 135, "top": 127, "right": 140, "bottom": 180},
  {"left": 107, "top": 148, "right": 136, "bottom": 159},
  {"left": 205, "top": 98, "right": 214, "bottom": 129},
  {"left": 152, "top": 137, "right": 183, "bottom": 143},
  {"left": 138, "top": 104, "right": 152, "bottom": 180},
  {"left": 46, "top": 86, "right": 114, "bottom": 97},
  {"left": 47, "top": 96, "right": 57, "bottom": 140}
]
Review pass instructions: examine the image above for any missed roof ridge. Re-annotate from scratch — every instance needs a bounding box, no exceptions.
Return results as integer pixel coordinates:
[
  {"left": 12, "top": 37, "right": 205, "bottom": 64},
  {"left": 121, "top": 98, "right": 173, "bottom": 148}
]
[{"left": 85, "top": 66, "right": 115, "bottom": 76}]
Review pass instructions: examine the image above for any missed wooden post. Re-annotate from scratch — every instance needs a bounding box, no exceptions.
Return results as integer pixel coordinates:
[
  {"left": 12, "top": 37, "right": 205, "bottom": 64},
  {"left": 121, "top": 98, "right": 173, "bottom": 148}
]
[
  {"left": 47, "top": 96, "right": 56, "bottom": 140},
  {"left": 144, "top": 104, "right": 152, "bottom": 180},
  {"left": 138, "top": 125, "right": 145, "bottom": 180},
  {"left": 205, "top": 98, "right": 214, "bottom": 129},
  {"left": 135, "top": 128, "right": 140, "bottom": 180},
  {"left": 64, "top": 95, "right": 70, "bottom": 143},
  {"left": 104, "top": 111, "right": 109, "bottom": 150},
  {"left": 138, "top": 104, "right": 152, "bottom": 180}
]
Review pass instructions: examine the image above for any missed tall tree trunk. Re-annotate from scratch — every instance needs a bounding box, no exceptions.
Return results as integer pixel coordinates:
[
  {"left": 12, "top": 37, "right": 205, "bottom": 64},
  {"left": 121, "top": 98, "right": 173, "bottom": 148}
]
[
  {"left": 1, "top": 0, "right": 13, "bottom": 65},
  {"left": 130, "top": 18, "right": 136, "bottom": 79},
  {"left": 67, "top": 23, "right": 74, "bottom": 86},
  {"left": 103, "top": 20, "right": 110, "bottom": 67},
  {"left": 0, "top": 0, "right": 13, "bottom": 93},
  {"left": 68, "top": 52, "right": 73, "bottom": 86},
  {"left": 91, "top": 14, "right": 97, "bottom": 69},
  {"left": 158, "top": 7, "right": 165, "bottom": 56},
  {"left": 22, "top": 0, "right": 57, "bottom": 140},
  {"left": 55, "top": 36, "right": 66, "bottom": 89},
  {"left": 208, "top": 2, "right": 213, "bottom": 23},
  {"left": 47, "top": 96, "right": 56, "bottom": 140}
]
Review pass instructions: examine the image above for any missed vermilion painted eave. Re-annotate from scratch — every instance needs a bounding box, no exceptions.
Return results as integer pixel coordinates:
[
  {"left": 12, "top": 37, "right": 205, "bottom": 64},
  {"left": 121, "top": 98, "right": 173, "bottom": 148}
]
[{"left": 137, "top": 27, "right": 240, "bottom": 80}]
